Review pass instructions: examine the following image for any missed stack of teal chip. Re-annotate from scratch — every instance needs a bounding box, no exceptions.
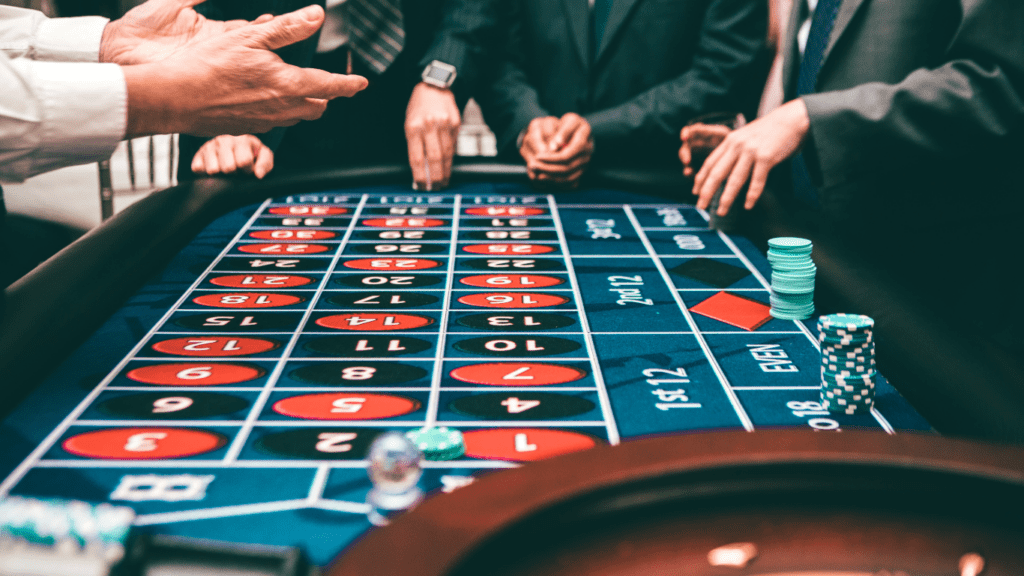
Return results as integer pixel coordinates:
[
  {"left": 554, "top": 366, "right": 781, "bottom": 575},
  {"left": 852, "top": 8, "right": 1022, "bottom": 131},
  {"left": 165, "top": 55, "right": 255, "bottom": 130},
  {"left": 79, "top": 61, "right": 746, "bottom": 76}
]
[
  {"left": 767, "top": 237, "right": 816, "bottom": 320},
  {"left": 818, "top": 313, "right": 876, "bottom": 414},
  {"left": 405, "top": 426, "right": 465, "bottom": 461},
  {"left": 0, "top": 496, "right": 135, "bottom": 572}
]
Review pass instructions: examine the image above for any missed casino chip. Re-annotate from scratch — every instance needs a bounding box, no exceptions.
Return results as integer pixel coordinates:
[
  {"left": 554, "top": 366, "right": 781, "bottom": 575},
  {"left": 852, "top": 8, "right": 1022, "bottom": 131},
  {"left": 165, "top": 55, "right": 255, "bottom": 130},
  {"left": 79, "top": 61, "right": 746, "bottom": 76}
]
[
  {"left": 818, "top": 313, "right": 876, "bottom": 414},
  {"left": 767, "top": 238, "right": 816, "bottom": 320},
  {"left": 405, "top": 426, "right": 466, "bottom": 461}
]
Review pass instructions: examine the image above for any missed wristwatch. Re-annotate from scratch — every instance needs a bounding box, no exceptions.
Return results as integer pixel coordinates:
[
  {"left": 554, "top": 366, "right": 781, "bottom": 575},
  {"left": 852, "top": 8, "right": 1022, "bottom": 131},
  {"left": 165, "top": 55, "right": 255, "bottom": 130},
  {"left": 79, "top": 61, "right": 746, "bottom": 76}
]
[{"left": 421, "top": 60, "right": 457, "bottom": 89}]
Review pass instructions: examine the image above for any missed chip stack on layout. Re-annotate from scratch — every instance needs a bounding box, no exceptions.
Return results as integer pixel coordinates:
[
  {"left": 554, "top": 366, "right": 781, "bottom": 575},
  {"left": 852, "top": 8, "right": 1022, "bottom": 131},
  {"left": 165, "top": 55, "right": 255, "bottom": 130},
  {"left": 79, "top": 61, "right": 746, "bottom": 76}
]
[
  {"left": 767, "top": 237, "right": 816, "bottom": 320},
  {"left": 818, "top": 313, "right": 876, "bottom": 414}
]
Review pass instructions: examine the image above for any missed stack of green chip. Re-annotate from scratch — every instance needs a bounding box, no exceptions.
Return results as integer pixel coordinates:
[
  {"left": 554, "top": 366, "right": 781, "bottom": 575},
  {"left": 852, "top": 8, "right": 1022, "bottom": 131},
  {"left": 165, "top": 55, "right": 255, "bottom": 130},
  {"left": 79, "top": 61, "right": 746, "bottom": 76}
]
[
  {"left": 818, "top": 313, "right": 876, "bottom": 414},
  {"left": 767, "top": 237, "right": 816, "bottom": 320},
  {"left": 405, "top": 426, "right": 465, "bottom": 461}
]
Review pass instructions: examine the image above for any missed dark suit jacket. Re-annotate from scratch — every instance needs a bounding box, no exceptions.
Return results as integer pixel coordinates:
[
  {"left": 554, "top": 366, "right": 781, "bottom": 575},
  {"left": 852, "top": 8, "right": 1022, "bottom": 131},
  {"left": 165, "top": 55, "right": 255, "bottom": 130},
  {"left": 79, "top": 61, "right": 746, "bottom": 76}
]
[
  {"left": 781, "top": 0, "right": 1024, "bottom": 223},
  {"left": 476, "top": 0, "right": 770, "bottom": 170},
  {"left": 777, "top": 0, "right": 1024, "bottom": 335},
  {"left": 179, "top": 0, "right": 496, "bottom": 177}
]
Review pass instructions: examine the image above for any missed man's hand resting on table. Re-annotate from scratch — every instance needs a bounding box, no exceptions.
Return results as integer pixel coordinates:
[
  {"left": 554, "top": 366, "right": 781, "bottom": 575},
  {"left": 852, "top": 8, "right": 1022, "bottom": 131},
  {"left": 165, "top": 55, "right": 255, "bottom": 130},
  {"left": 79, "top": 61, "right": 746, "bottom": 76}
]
[
  {"left": 192, "top": 135, "right": 274, "bottom": 179},
  {"left": 520, "top": 113, "right": 594, "bottom": 189},
  {"left": 405, "top": 83, "right": 461, "bottom": 191},
  {"left": 692, "top": 99, "right": 810, "bottom": 216}
]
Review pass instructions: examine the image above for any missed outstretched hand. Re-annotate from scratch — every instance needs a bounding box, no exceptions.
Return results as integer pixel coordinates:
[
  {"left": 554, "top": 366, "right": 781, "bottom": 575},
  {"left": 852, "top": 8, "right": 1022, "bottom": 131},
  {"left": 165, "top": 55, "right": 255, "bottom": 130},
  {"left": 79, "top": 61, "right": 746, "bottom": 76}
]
[
  {"left": 123, "top": 4, "right": 369, "bottom": 137},
  {"left": 100, "top": 0, "right": 263, "bottom": 65},
  {"left": 692, "top": 99, "right": 810, "bottom": 216}
]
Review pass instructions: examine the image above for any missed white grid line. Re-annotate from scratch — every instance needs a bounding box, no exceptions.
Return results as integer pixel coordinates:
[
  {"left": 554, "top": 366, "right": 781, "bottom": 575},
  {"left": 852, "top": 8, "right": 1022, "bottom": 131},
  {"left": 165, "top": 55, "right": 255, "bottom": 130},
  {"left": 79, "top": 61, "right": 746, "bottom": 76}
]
[
  {"left": 425, "top": 196, "right": 460, "bottom": 427},
  {"left": 0, "top": 199, "right": 275, "bottom": 498},
  {"left": 223, "top": 195, "right": 368, "bottom": 463},
  {"left": 548, "top": 196, "right": 620, "bottom": 445},
  {"left": 623, "top": 205, "right": 754, "bottom": 432}
]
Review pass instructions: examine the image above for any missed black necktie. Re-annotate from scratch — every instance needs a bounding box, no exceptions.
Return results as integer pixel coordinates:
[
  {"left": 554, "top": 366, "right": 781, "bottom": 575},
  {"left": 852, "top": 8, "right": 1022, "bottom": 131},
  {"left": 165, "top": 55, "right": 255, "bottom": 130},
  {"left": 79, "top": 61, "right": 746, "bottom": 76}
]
[
  {"left": 591, "top": 0, "right": 614, "bottom": 60},
  {"left": 345, "top": 0, "right": 405, "bottom": 74},
  {"left": 793, "top": 0, "right": 843, "bottom": 206}
]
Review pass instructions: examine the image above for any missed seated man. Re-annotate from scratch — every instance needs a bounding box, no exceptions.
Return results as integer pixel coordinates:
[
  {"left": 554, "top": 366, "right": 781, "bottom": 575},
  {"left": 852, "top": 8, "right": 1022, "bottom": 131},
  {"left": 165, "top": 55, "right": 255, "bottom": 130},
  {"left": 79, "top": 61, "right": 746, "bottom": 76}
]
[
  {"left": 475, "top": 0, "right": 771, "bottom": 187},
  {"left": 687, "top": 0, "right": 1024, "bottom": 332},
  {"left": 184, "top": 0, "right": 496, "bottom": 190}
]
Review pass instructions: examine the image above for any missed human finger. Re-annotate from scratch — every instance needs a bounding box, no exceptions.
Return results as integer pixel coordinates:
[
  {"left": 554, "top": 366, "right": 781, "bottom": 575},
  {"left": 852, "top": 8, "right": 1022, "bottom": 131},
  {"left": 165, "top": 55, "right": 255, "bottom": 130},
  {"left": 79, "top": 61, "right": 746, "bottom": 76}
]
[
  {"left": 215, "top": 136, "right": 237, "bottom": 174},
  {"left": 717, "top": 151, "right": 755, "bottom": 216},
  {"left": 680, "top": 130, "right": 693, "bottom": 173},
  {"left": 254, "top": 145, "right": 274, "bottom": 179},
  {"left": 233, "top": 136, "right": 258, "bottom": 174},
  {"left": 692, "top": 138, "right": 730, "bottom": 195},
  {"left": 200, "top": 140, "right": 220, "bottom": 174},
  {"left": 545, "top": 164, "right": 587, "bottom": 183},
  {"left": 744, "top": 161, "right": 771, "bottom": 210},
  {"left": 438, "top": 127, "right": 455, "bottom": 187},
  {"left": 423, "top": 129, "right": 444, "bottom": 192},
  {"left": 523, "top": 121, "right": 549, "bottom": 157},
  {"left": 252, "top": 14, "right": 274, "bottom": 24},
  {"left": 191, "top": 149, "right": 205, "bottom": 174},
  {"left": 529, "top": 152, "right": 591, "bottom": 175},
  {"left": 695, "top": 147, "right": 738, "bottom": 210},
  {"left": 549, "top": 113, "right": 584, "bottom": 152},
  {"left": 240, "top": 5, "right": 325, "bottom": 51},
  {"left": 406, "top": 132, "right": 427, "bottom": 188},
  {"left": 286, "top": 68, "right": 368, "bottom": 100}
]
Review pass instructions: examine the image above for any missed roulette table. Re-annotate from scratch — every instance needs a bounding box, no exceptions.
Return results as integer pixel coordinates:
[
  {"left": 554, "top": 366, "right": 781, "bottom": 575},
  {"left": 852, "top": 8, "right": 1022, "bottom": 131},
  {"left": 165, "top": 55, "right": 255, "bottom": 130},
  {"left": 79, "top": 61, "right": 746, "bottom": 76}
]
[{"left": 1, "top": 164, "right": 1023, "bottom": 573}]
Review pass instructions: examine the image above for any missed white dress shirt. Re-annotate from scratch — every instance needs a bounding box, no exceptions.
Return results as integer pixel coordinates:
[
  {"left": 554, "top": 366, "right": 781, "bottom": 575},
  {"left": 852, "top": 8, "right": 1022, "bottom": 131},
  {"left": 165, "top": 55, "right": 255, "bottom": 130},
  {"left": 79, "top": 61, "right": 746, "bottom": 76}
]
[
  {"left": 317, "top": 0, "right": 350, "bottom": 54},
  {"left": 797, "top": 0, "right": 818, "bottom": 55},
  {"left": 0, "top": 6, "right": 126, "bottom": 183}
]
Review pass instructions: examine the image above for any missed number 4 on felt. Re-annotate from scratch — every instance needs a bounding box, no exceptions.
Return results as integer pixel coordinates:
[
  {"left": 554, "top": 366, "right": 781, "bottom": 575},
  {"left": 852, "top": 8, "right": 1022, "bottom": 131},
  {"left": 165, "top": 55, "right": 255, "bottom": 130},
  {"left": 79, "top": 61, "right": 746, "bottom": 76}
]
[{"left": 501, "top": 397, "right": 540, "bottom": 414}]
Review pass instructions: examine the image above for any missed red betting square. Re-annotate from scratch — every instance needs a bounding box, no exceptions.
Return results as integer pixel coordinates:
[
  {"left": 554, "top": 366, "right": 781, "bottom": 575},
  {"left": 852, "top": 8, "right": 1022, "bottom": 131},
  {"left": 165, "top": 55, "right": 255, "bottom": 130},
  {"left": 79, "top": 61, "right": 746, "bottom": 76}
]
[{"left": 689, "top": 291, "right": 772, "bottom": 331}]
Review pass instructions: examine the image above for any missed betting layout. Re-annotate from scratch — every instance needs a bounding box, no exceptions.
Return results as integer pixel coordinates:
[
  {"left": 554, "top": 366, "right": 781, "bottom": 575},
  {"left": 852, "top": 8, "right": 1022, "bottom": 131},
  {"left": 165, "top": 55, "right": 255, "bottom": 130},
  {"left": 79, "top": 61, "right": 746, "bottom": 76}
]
[{"left": 0, "top": 187, "right": 931, "bottom": 564}]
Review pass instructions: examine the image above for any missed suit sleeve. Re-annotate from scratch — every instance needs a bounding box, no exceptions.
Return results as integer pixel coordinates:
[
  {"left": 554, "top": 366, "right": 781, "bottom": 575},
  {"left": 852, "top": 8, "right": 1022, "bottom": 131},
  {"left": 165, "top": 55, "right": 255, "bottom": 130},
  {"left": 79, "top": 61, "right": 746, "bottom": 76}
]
[
  {"left": 800, "top": 0, "right": 1024, "bottom": 190},
  {"left": 420, "top": 0, "right": 498, "bottom": 103},
  {"left": 584, "top": 0, "right": 769, "bottom": 152},
  {"left": 473, "top": 0, "right": 550, "bottom": 156}
]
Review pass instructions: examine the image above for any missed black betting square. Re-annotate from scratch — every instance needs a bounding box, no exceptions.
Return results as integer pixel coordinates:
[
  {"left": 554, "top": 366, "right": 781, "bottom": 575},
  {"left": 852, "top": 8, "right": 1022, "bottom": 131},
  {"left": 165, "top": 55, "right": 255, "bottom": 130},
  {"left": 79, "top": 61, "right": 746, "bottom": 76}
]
[{"left": 670, "top": 258, "right": 750, "bottom": 288}]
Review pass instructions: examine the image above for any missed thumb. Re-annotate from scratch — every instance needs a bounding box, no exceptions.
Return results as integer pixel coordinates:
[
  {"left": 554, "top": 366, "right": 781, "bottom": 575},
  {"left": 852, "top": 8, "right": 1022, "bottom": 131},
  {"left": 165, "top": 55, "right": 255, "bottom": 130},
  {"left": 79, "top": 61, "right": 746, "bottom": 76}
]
[{"left": 240, "top": 4, "right": 324, "bottom": 51}]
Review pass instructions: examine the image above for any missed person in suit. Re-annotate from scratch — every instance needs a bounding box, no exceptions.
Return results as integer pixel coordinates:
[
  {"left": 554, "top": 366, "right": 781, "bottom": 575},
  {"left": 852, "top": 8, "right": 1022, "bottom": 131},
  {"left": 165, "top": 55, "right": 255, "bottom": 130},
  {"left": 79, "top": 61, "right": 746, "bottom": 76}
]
[
  {"left": 475, "top": 0, "right": 771, "bottom": 187},
  {"left": 688, "top": 0, "right": 1024, "bottom": 221},
  {"left": 686, "top": 0, "right": 1024, "bottom": 337},
  {"left": 182, "top": 0, "right": 496, "bottom": 190}
]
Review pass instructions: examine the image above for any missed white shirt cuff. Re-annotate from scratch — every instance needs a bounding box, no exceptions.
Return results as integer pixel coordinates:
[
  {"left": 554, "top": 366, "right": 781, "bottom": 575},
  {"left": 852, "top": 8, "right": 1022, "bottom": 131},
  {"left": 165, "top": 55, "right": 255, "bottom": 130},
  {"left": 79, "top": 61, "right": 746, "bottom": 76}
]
[
  {"left": 34, "top": 16, "right": 108, "bottom": 62},
  {"left": 5, "top": 60, "right": 126, "bottom": 180}
]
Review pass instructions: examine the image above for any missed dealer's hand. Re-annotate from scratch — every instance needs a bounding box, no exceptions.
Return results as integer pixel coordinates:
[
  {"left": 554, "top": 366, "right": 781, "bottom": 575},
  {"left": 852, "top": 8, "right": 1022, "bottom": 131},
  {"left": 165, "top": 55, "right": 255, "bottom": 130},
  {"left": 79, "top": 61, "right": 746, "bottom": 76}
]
[
  {"left": 693, "top": 99, "right": 810, "bottom": 216},
  {"left": 405, "top": 83, "right": 461, "bottom": 191},
  {"left": 121, "top": 5, "right": 368, "bottom": 137},
  {"left": 100, "top": 0, "right": 259, "bottom": 65},
  {"left": 679, "top": 123, "right": 732, "bottom": 177},
  {"left": 192, "top": 134, "right": 274, "bottom": 178},
  {"left": 521, "top": 113, "right": 593, "bottom": 188}
]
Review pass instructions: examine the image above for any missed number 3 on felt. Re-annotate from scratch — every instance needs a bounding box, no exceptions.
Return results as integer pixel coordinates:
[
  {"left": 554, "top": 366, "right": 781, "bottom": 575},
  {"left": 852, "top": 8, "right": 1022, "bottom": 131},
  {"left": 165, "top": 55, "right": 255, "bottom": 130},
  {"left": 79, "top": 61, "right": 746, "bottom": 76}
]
[{"left": 125, "top": 432, "right": 168, "bottom": 452}]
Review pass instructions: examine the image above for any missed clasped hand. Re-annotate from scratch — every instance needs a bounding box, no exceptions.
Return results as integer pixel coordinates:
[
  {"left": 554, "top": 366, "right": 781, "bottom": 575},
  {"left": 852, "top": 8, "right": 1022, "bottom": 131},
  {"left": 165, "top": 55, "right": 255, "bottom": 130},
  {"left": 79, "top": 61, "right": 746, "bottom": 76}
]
[{"left": 520, "top": 113, "right": 594, "bottom": 188}]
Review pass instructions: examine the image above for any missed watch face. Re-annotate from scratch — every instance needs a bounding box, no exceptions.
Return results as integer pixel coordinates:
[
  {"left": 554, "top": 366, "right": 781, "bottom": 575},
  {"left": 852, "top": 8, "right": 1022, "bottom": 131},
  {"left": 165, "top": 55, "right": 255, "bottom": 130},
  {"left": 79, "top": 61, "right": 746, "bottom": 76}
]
[{"left": 426, "top": 66, "right": 454, "bottom": 84}]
